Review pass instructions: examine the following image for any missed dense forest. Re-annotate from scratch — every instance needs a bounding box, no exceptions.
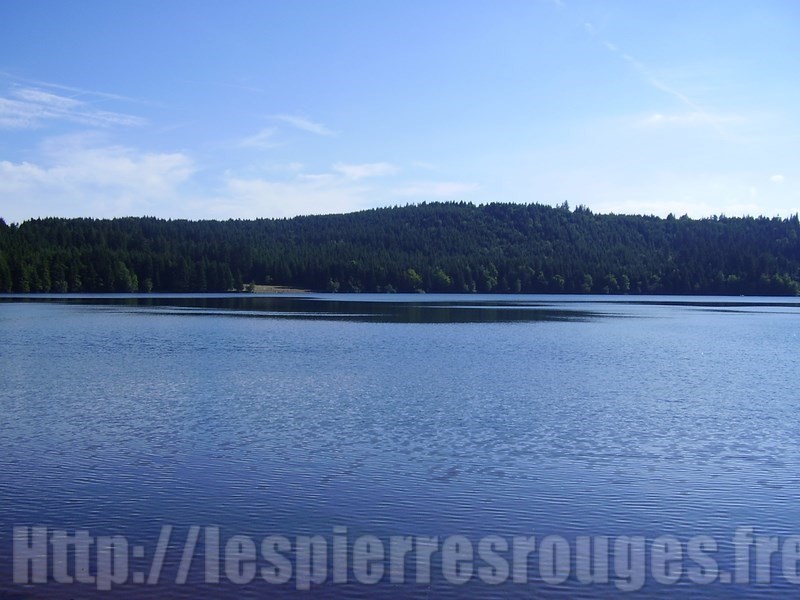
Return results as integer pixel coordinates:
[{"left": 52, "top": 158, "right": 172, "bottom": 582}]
[{"left": 1, "top": 202, "right": 799, "bottom": 295}]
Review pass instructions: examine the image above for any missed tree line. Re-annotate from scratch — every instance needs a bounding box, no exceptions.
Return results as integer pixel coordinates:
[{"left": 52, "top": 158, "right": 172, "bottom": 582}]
[{"left": 1, "top": 202, "right": 799, "bottom": 295}]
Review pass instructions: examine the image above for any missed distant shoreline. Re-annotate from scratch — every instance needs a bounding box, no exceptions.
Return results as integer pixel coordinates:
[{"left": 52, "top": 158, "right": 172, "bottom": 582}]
[
  {"left": 2, "top": 204, "right": 800, "bottom": 296},
  {"left": 246, "top": 284, "right": 310, "bottom": 294}
]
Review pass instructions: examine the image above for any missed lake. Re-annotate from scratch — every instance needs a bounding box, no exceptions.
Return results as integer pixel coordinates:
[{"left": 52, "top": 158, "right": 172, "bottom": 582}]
[{"left": 1, "top": 293, "right": 800, "bottom": 598}]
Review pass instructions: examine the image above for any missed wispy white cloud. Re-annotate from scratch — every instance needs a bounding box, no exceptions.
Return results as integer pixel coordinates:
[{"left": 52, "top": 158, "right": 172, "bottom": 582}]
[
  {"left": 200, "top": 160, "right": 405, "bottom": 219},
  {"left": 644, "top": 76, "right": 699, "bottom": 112},
  {"left": 200, "top": 163, "right": 480, "bottom": 219},
  {"left": 0, "top": 85, "right": 146, "bottom": 129},
  {"left": 642, "top": 111, "right": 743, "bottom": 127},
  {"left": 573, "top": 16, "right": 714, "bottom": 121},
  {"left": 0, "top": 134, "right": 193, "bottom": 220},
  {"left": 239, "top": 127, "right": 280, "bottom": 149},
  {"left": 590, "top": 34, "right": 747, "bottom": 137},
  {"left": 333, "top": 162, "right": 398, "bottom": 180},
  {"left": 272, "top": 114, "right": 336, "bottom": 136},
  {"left": 611, "top": 50, "right": 701, "bottom": 112},
  {"left": 13, "top": 88, "right": 83, "bottom": 109},
  {"left": 210, "top": 175, "right": 370, "bottom": 219},
  {"left": 297, "top": 172, "right": 336, "bottom": 182},
  {"left": 770, "top": 174, "right": 785, "bottom": 183},
  {"left": 8, "top": 74, "right": 151, "bottom": 105},
  {"left": 392, "top": 181, "right": 479, "bottom": 198}
]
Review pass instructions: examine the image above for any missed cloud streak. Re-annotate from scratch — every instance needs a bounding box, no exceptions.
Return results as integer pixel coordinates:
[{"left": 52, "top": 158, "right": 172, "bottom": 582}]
[
  {"left": 215, "top": 176, "right": 369, "bottom": 219},
  {"left": 2, "top": 72, "right": 152, "bottom": 105},
  {"left": 581, "top": 21, "right": 740, "bottom": 135},
  {"left": 560, "top": 11, "right": 716, "bottom": 121},
  {"left": 642, "top": 111, "right": 742, "bottom": 127},
  {"left": 239, "top": 127, "right": 281, "bottom": 149},
  {"left": 333, "top": 162, "right": 398, "bottom": 180},
  {"left": 0, "top": 135, "right": 193, "bottom": 221},
  {"left": 592, "top": 34, "right": 702, "bottom": 113},
  {"left": 0, "top": 85, "right": 146, "bottom": 129},
  {"left": 272, "top": 114, "right": 336, "bottom": 136}
]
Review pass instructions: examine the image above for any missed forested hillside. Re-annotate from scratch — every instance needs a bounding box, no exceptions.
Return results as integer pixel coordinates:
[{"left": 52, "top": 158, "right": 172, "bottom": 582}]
[{"left": 1, "top": 202, "right": 799, "bottom": 295}]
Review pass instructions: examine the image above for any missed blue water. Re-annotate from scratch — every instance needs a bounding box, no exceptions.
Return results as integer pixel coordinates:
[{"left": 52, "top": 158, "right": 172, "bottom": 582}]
[{"left": 1, "top": 294, "right": 800, "bottom": 598}]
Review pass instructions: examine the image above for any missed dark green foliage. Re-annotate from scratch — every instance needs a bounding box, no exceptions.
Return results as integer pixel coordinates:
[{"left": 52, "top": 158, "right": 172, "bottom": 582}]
[{"left": 0, "top": 203, "right": 799, "bottom": 295}]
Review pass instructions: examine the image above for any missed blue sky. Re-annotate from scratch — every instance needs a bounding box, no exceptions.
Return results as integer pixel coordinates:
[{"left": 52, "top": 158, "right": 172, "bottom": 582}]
[{"left": 1, "top": 0, "right": 798, "bottom": 223}]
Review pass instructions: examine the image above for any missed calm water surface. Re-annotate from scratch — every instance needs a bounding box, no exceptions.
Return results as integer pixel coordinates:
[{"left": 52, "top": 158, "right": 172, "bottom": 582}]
[{"left": 1, "top": 294, "right": 799, "bottom": 598}]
